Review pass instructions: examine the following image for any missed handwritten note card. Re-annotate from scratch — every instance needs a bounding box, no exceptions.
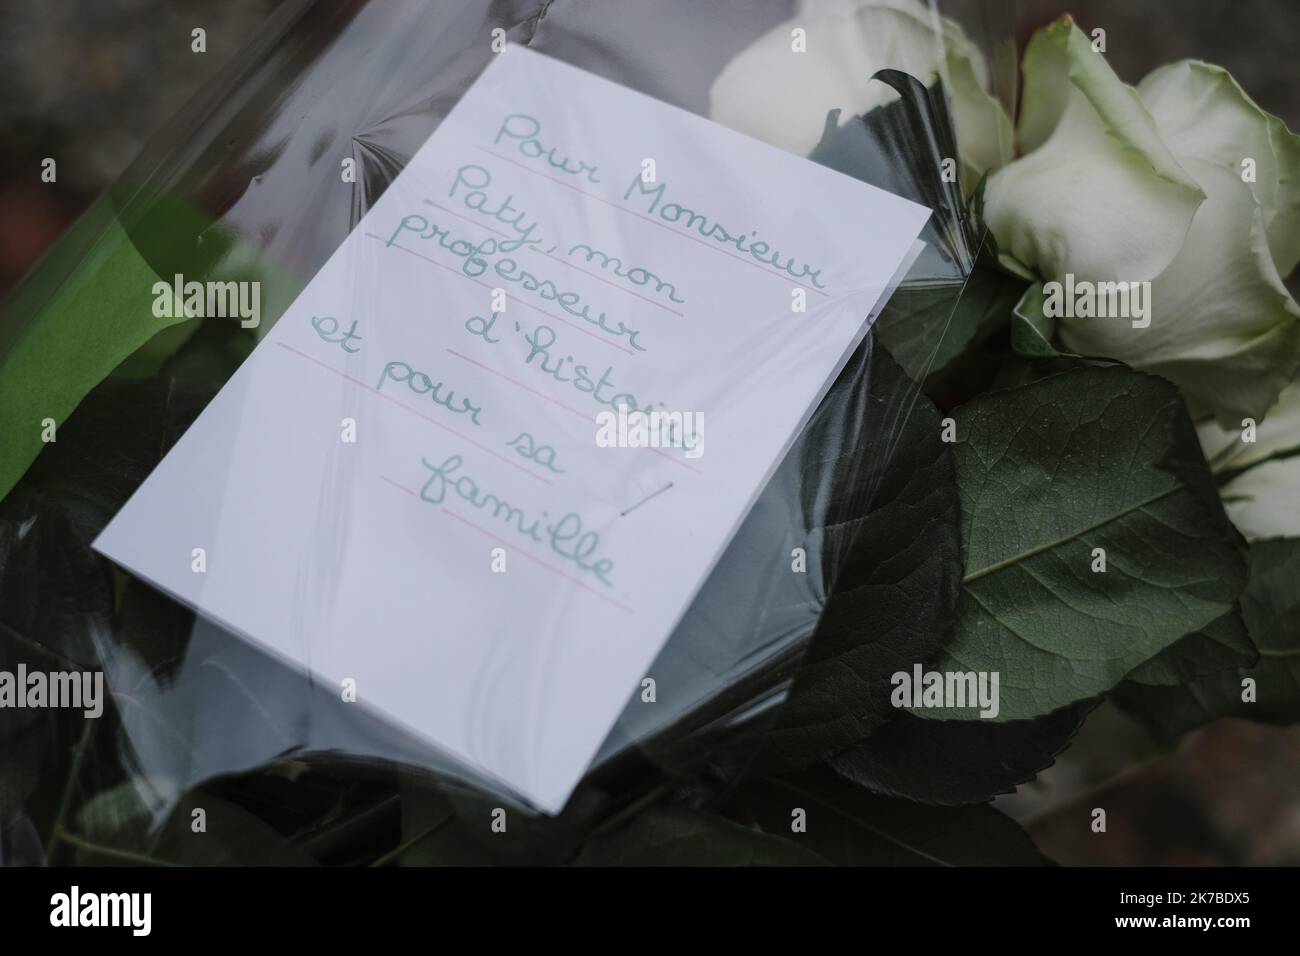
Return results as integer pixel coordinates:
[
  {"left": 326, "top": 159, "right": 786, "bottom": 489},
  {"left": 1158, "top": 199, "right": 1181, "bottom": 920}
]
[{"left": 93, "top": 48, "right": 930, "bottom": 813}]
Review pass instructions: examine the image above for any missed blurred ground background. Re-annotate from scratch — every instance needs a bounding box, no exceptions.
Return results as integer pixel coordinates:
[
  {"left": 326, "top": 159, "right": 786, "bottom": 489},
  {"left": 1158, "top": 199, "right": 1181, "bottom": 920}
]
[
  {"left": 0, "top": 0, "right": 286, "bottom": 294},
  {"left": 1, "top": 0, "right": 1297, "bottom": 865}
]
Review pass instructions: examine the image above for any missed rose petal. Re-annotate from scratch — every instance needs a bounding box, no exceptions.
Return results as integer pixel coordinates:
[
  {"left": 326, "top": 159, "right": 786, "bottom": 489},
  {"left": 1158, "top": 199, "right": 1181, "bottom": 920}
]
[
  {"left": 708, "top": 1, "right": 1010, "bottom": 181},
  {"left": 1139, "top": 60, "right": 1300, "bottom": 277},
  {"left": 1219, "top": 454, "right": 1300, "bottom": 540},
  {"left": 1198, "top": 380, "right": 1300, "bottom": 470},
  {"left": 984, "top": 17, "right": 1204, "bottom": 282},
  {"left": 1057, "top": 158, "right": 1300, "bottom": 425},
  {"left": 948, "top": 48, "right": 1013, "bottom": 187}
]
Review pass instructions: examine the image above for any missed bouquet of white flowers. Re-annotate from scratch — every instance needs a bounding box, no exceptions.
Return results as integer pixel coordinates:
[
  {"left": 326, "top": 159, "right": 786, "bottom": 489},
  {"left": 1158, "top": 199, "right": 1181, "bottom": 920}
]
[{"left": 0, "top": 0, "right": 1296, "bottom": 867}]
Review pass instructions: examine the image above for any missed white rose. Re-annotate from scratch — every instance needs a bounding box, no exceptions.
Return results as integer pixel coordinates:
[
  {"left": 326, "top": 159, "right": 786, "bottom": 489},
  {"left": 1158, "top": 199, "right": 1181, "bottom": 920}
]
[
  {"left": 985, "top": 16, "right": 1300, "bottom": 426},
  {"left": 1198, "top": 380, "right": 1300, "bottom": 540},
  {"left": 708, "top": 0, "right": 1011, "bottom": 187}
]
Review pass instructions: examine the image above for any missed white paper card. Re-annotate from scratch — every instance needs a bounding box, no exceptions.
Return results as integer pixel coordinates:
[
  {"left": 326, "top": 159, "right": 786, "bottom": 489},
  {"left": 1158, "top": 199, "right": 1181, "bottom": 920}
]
[{"left": 93, "top": 47, "right": 931, "bottom": 813}]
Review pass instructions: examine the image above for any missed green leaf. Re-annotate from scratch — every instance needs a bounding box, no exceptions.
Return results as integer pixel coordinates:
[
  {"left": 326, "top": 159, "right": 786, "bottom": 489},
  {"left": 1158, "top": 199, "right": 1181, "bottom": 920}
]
[
  {"left": 727, "top": 768, "right": 1048, "bottom": 865},
  {"left": 1115, "top": 537, "right": 1300, "bottom": 740},
  {"left": 153, "top": 792, "right": 319, "bottom": 866},
  {"left": 765, "top": 342, "right": 961, "bottom": 756},
  {"left": 393, "top": 783, "right": 488, "bottom": 866},
  {"left": 0, "top": 190, "right": 292, "bottom": 506},
  {"left": 0, "top": 505, "right": 111, "bottom": 677},
  {"left": 0, "top": 319, "right": 246, "bottom": 558},
  {"left": 394, "top": 774, "right": 606, "bottom": 866},
  {"left": 876, "top": 263, "right": 1027, "bottom": 383},
  {"left": 73, "top": 783, "right": 317, "bottom": 865},
  {"left": 643, "top": 340, "right": 960, "bottom": 776},
  {"left": 928, "top": 365, "right": 1246, "bottom": 720},
  {"left": 0, "top": 723, "right": 46, "bottom": 829},
  {"left": 3, "top": 379, "right": 214, "bottom": 551},
  {"left": 573, "top": 804, "right": 826, "bottom": 866},
  {"left": 0, "top": 466, "right": 116, "bottom": 841},
  {"left": 1010, "top": 283, "right": 1078, "bottom": 359},
  {"left": 1124, "top": 607, "right": 1257, "bottom": 687},
  {"left": 0, "top": 508, "right": 99, "bottom": 842},
  {"left": 829, "top": 700, "right": 1095, "bottom": 805},
  {"left": 809, "top": 75, "right": 1024, "bottom": 387},
  {"left": 0, "top": 200, "right": 189, "bottom": 503},
  {"left": 73, "top": 781, "right": 162, "bottom": 855},
  {"left": 0, "top": 335, "right": 249, "bottom": 841}
]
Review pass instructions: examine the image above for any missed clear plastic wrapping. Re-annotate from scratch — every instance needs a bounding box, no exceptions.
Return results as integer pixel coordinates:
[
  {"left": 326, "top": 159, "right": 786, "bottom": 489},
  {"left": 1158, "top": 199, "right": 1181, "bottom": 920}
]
[{"left": 0, "top": 0, "right": 1016, "bottom": 860}]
